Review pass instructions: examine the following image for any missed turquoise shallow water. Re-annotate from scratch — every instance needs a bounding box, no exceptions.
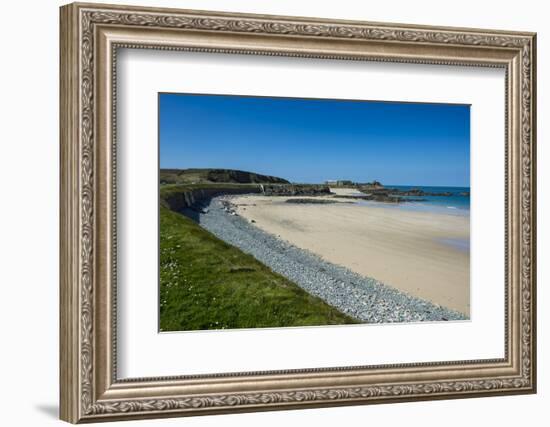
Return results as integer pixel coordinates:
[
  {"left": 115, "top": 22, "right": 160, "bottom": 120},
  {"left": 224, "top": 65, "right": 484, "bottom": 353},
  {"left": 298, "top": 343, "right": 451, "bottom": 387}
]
[
  {"left": 390, "top": 185, "right": 470, "bottom": 209},
  {"left": 357, "top": 185, "right": 470, "bottom": 217}
]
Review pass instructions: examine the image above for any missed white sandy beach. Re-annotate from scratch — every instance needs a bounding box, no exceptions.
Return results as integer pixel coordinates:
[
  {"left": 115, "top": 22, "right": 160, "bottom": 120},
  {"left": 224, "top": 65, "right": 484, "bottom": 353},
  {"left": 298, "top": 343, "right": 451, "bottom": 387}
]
[{"left": 231, "top": 194, "right": 470, "bottom": 316}]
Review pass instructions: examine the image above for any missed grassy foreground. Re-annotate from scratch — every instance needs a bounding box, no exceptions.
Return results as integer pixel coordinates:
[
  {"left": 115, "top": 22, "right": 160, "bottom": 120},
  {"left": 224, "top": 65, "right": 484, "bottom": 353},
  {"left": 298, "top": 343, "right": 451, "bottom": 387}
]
[{"left": 159, "top": 205, "right": 358, "bottom": 331}]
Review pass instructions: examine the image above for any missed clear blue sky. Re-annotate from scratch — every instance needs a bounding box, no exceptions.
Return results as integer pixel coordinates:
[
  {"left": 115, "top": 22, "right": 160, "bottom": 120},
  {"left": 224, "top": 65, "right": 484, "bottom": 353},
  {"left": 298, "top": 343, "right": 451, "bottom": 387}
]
[{"left": 159, "top": 93, "right": 470, "bottom": 187}]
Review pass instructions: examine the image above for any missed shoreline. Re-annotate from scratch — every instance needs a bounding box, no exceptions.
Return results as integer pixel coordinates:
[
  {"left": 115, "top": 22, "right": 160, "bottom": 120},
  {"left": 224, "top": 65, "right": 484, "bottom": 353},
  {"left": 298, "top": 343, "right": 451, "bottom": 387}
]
[
  {"left": 229, "top": 194, "right": 470, "bottom": 315},
  {"left": 185, "top": 196, "right": 467, "bottom": 323}
]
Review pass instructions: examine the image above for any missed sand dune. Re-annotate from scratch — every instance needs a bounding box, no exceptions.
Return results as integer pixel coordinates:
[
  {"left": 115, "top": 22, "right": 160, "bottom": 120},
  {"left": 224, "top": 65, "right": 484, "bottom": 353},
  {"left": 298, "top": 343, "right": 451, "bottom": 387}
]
[{"left": 231, "top": 195, "right": 470, "bottom": 316}]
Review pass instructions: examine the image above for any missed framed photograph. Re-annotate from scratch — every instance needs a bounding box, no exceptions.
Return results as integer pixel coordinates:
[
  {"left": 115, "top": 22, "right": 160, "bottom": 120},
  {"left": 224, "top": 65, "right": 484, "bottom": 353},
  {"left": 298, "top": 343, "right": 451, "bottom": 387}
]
[{"left": 60, "top": 2, "right": 537, "bottom": 423}]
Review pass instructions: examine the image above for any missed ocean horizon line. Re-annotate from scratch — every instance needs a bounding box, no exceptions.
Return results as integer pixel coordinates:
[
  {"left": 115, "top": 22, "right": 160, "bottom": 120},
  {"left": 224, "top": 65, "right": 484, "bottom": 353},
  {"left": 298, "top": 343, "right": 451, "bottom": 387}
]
[{"left": 384, "top": 184, "right": 470, "bottom": 189}]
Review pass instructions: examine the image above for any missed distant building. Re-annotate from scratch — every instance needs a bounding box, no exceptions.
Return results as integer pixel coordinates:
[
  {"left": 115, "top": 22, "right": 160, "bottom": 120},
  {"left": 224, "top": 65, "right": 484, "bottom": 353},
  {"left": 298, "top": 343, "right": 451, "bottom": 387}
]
[{"left": 325, "top": 179, "right": 354, "bottom": 187}]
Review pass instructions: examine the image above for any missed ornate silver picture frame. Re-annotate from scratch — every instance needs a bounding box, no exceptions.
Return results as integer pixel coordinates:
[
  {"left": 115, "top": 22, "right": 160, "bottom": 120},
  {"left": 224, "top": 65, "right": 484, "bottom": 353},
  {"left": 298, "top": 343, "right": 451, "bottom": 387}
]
[{"left": 60, "top": 2, "right": 536, "bottom": 423}]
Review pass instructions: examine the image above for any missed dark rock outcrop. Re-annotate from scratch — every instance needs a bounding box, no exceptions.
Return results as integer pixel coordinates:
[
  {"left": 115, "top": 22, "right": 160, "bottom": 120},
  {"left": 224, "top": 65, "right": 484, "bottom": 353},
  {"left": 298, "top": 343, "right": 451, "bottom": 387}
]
[
  {"left": 285, "top": 198, "right": 347, "bottom": 204},
  {"left": 160, "top": 168, "right": 289, "bottom": 185},
  {"left": 377, "top": 187, "right": 467, "bottom": 198},
  {"left": 262, "top": 184, "right": 332, "bottom": 196},
  {"left": 205, "top": 169, "right": 289, "bottom": 184}
]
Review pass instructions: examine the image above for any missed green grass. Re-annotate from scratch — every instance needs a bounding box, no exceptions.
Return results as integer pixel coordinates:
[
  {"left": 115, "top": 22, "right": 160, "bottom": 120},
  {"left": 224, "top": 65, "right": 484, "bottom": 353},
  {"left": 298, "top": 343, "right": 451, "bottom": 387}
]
[{"left": 159, "top": 205, "right": 358, "bottom": 331}]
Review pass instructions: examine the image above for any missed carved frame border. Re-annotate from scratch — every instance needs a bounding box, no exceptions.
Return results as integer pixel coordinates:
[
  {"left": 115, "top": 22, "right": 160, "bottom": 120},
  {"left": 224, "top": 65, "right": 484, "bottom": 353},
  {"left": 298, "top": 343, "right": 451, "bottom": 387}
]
[{"left": 60, "top": 2, "right": 536, "bottom": 423}]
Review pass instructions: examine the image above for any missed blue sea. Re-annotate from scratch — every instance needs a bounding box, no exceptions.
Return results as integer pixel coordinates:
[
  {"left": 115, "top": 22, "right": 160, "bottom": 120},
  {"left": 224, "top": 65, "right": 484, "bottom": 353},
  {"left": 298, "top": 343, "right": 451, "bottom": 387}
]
[{"left": 357, "top": 185, "right": 470, "bottom": 217}]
